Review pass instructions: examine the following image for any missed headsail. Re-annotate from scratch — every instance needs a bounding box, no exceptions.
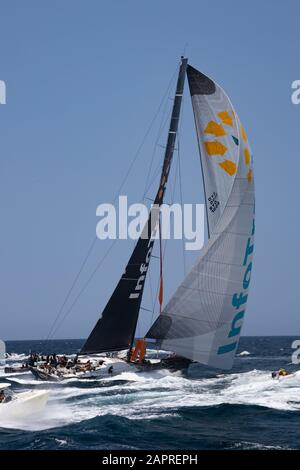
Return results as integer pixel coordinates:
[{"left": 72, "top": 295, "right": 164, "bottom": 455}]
[
  {"left": 146, "top": 64, "right": 255, "bottom": 370},
  {"left": 81, "top": 58, "right": 188, "bottom": 354}
]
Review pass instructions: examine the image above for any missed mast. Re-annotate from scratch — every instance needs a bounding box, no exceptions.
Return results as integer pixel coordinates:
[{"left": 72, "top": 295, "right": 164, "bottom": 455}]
[
  {"left": 81, "top": 57, "right": 187, "bottom": 355},
  {"left": 128, "top": 56, "right": 188, "bottom": 349},
  {"left": 153, "top": 57, "right": 188, "bottom": 206}
]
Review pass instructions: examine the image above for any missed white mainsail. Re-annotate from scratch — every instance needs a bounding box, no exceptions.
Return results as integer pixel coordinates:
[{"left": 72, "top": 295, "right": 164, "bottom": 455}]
[{"left": 146, "top": 65, "right": 255, "bottom": 370}]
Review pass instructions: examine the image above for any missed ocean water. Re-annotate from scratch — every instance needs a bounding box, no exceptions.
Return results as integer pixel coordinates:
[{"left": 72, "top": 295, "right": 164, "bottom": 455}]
[{"left": 1, "top": 337, "right": 300, "bottom": 450}]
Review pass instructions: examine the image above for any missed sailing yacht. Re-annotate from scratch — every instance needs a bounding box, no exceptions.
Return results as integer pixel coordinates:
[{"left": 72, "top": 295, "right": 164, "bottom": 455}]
[{"left": 30, "top": 56, "right": 255, "bottom": 380}]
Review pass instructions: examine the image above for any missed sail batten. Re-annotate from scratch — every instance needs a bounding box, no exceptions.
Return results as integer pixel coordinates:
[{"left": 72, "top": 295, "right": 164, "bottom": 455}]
[{"left": 146, "top": 64, "right": 255, "bottom": 370}]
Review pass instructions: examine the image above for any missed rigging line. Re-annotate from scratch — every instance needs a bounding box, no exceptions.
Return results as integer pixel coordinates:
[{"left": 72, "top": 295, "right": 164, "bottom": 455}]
[
  {"left": 87, "top": 71, "right": 179, "bottom": 351},
  {"left": 141, "top": 146, "right": 181, "bottom": 335},
  {"left": 142, "top": 58, "right": 184, "bottom": 202},
  {"left": 142, "top": 69, "right": 178, "bottom": 202},
  {"left": 46, "top": 239, "right": 96, "bottom": 340},
  {"left": 155, "top": 148, "right": 181, "bottom": 343},
  {"left": 120, "top": 105, "right": 174, "bottom": 265},
  {"left": 142, "top": 110, "right": 171, "bottom": 200},
  {"left": 113, "top": 64, "right": 179, "bottom": 207},
  {"left": 146, "top": 85, "right": 186, "bottom": 334},
  {"left": 132, "top": 102, "right": 174, "bottom": 268},
  {"left": 148, "top": 261, "right": 155, "bottom": 330},
  {"left": 142, "top": 106, "right": 173, "bottom": 200},
  {"left": 50, "top": 238, "right": 117, "bottom": 339},
  {"left": 128, "top": 96, "right": 176, "bottom": 258},
  {"left": 50, "top": 77, "right": 179, "bottom": 340},
  {"left": 177, "top": 101, "right": 187, "bottom": 278},
  {"left": 142, "top": 68, "right": 184, "bottom": 202},
  {"left": 143, "top": 159, "right": 165, "bottom": 200},
  {"left": 46, "top": 66, "right": 179, "bottom": 340},
  {"left": 149, "top": 147, "right": 180, "bottom": 328},
  {"left": 178, "top": 139, "right": 186, "bottom": 277},
  {"left": 114, "top": 77, "right": 177, "bottom": 280},
  {"left": 140, "top": 307, "right": 154, "bottom": 313}
]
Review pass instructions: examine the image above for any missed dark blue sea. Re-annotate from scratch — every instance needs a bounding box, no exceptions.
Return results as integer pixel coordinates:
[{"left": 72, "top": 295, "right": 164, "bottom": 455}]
[{"left": 1, "top": 337, "right": 300, "bottom": 450}]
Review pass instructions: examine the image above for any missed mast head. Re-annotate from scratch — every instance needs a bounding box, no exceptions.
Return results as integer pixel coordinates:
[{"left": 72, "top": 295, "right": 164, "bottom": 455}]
[{"left": 180, "top": 56, "right": 188, "bottom": 69}]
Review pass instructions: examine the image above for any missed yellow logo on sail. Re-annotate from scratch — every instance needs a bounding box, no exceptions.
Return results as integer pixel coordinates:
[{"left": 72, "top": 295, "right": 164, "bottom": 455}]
[
  {"left": 219, "top": 159, "right": 237, "bottom": 176},
  {"left": 204, "top": 141, "right": 227, "bottom": 156},
  {"left": 218, "top": 111, "right": 233, "bottom": 127},
  {"left": 244, "top": 148, "right": 250, "bottom": 165},
  {"left": 203, "top": 111, "right": 252, "bottom": 180},
  {"left": 204, "top": 121, "right": 226, "bottom": 137}
]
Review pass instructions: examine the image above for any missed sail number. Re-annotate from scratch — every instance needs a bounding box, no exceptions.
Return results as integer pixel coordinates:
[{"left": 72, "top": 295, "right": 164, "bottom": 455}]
[{"left": 208, "top": 192, "right": 219, "bottom": 213}]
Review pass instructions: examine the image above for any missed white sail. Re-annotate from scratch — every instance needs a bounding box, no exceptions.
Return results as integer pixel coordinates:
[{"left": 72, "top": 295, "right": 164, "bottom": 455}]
[{"left": 146, "top": 65, "right": 255, "bottom": 370}]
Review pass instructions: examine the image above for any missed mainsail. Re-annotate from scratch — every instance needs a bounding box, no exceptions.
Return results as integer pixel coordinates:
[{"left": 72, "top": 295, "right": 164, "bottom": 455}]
[
  {"left": 81, "top": 58, "right": 188, "bottom": 354},
  {"left": 146, "top": 65, "right": 255, "bottom": 370}
]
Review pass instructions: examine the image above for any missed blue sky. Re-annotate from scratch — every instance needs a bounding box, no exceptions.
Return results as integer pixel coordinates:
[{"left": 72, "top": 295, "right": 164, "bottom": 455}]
[{"left": 0, "top": 0, "right": 299, "bottom": 340}]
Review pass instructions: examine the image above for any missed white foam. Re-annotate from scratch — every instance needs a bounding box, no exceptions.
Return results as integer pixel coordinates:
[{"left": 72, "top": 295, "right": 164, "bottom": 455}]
[
  {"left": 5, "top": 353, "right": 28, "bottom": 362},
  {"left": 8, "top": 376, "right": 52, "bottom": 386},
  {"left": 2, "top": 368, "right": 300, "bottom": 431},
  {"left": 55, "top": 439, "right": 67, "bottom": 446}
]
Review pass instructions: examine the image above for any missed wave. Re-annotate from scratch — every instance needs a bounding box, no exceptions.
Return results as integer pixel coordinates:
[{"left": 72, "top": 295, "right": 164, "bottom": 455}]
[
  {"left": 5, "top": 353, "right": 28, "bottom": 362},
  {"left": 231, "top": 441, "right": 288, "bottom": 450},
  {"left": 1, "top": 368, "right": 300, "bottom": 432}
]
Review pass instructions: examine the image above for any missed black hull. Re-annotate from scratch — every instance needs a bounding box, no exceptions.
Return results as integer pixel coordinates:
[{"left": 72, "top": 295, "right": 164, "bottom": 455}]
[
  {"left": 136, "top": 356, "right": 192, "bottom": 372},
  {"left": 160, "top": 356, "right": 192, "bottom": 370}
]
